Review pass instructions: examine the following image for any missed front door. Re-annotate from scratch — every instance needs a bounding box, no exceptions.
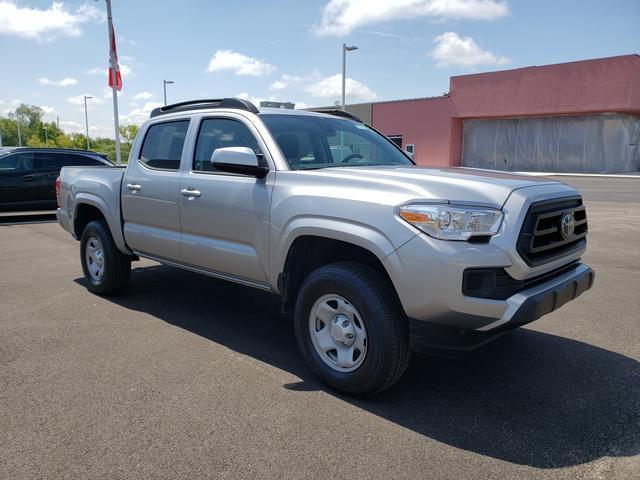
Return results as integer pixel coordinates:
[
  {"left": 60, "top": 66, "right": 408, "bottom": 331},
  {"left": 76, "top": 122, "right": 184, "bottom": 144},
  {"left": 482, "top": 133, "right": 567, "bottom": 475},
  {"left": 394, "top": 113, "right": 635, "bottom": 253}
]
[
  {"left": 0, "top": 152, "right": 40, "bottom": 210},
  {"left": 179, "top": 116, "right": 273, "bottom": 286},
  {"left": 121, "top": 119, "right": 190, "bottom": 262}
]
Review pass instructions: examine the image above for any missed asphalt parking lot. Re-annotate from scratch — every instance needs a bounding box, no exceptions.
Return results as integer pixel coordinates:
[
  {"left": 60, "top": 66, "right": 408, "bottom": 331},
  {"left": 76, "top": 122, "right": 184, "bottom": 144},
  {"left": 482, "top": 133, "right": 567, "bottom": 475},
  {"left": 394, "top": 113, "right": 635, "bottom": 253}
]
[{"left": 1, "top": 176, "right": 639, "bottom": 479}]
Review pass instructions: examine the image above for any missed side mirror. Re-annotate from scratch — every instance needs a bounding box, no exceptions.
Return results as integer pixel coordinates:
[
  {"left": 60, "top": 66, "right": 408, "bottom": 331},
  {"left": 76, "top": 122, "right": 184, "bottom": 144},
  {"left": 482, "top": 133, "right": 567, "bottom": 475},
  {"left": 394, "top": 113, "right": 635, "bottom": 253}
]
[{"left": 211, "top": 147, "right": 269, "bottom": 178}]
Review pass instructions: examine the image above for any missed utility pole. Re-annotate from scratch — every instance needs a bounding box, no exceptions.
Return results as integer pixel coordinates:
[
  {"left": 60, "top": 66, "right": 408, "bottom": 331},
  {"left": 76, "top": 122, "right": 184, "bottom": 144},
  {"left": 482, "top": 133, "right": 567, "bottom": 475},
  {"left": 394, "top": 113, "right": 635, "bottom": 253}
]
[
  {"left": 43, "top": 125, "right": 49, "bottom": 146},
  {"left": 163, "top": 79, "right": 174, "bottom": 106},
  {"left": 106, "top": 0, "right": 122, "bottom": 165},
  {"left": 84, "top": 95, "right": 92, "bottom": 149},
  {"left": 341, "top": 43, "right": 358, "bottom": 111}
]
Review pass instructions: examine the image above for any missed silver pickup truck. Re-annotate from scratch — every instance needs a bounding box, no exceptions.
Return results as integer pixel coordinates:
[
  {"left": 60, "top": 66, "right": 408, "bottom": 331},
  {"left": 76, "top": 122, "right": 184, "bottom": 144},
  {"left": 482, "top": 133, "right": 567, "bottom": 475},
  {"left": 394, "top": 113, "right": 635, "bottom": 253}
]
[{"left": 57, "top": 98, "right": 594, "bottom": 396}]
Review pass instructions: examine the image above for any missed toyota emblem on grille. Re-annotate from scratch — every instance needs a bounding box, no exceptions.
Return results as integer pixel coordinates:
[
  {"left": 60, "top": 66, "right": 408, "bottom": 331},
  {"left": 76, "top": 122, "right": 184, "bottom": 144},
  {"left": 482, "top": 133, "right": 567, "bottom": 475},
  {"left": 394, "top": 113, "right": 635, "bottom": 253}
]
[{"left": 560, "top": 212, "right": 575, "bottom": 239}]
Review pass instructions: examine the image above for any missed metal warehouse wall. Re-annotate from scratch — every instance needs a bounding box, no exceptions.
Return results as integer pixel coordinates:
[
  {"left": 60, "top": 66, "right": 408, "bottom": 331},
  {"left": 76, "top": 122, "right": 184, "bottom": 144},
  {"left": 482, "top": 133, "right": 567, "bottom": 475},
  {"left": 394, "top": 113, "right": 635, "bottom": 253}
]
[
  {"left": 461, "top": 114, "right": 640, "bottom": 173},
  {"left": 344, "top": 103, "right": 373, "bottom": 125}
]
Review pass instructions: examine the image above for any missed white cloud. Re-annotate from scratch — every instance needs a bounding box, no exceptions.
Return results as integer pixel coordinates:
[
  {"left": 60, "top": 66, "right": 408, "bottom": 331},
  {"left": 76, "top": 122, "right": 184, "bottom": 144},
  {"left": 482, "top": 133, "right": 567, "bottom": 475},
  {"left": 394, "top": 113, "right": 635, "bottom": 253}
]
[
  {"left": 118, "top": 35, "right": 137, "bottom": 46},
  {"left": 313, "top": 0, "right": 509, "bottom": 36},
  {"left": 431, "top": 31, "right": 509, "bottom": 67},
  {"left": 11, "top": 98, "right": 22, "bottom": 106},
  {"left": 59, "top": 120, "right": 82, "bottom": 132},
  {"left": 120, "top": 101, "right": 163, "bottom": 125},
  {"left": 269, "top": 74, "right": 309, "bottom": 91},
  {"left": 68, "top": 94, "right": 103, "bottom": 106},
  {"left": 133, "top": 91, "right": 154, "bottom": 100},
  {"left": 84, "top": 63, "right": 133, "bottom": 76},
  {"left": 84, "top": 67, "right": 105, "bottom": 75},
  {"left": 40, "top": 105, "right": 55, "bottom": 115},
  {"left": 236, "top": 92, "right": 271, "bottom": 107},
  {"left": 0, "top": 1, "right": 102, "bottom": 42},
  {"left": 294, "top": 101, "right": 310, "bottom": 110},
  {"left": 38, "top": 77, "right": 77, "bottom": 87},
  {"left": 206, "top": 50, "right": 276, "bottom": 76},
  {"left": 304, "top": 74, "right": 377, "bottom": 101}
]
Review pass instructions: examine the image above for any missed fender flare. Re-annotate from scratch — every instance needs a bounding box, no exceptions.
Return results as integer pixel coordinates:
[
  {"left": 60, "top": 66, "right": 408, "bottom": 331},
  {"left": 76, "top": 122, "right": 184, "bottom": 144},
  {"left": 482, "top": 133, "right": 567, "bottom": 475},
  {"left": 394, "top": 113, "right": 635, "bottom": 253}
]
[
  {"left": 73, "top": 193, "right": 130, "bottom": 254},
  {"left": 269, "top": 216, "right": 398, "bottom": 291}
]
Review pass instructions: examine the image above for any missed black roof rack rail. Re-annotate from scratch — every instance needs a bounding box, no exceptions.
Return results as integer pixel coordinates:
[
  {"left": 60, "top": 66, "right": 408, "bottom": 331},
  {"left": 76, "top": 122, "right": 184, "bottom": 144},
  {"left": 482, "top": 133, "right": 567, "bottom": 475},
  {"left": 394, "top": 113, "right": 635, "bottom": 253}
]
[
  {"left": 303, "top": 108, "right": 363, "bottom": 123},
  {"left": 3, "top": 146, "right": 108, "bottom": 157},
  {"left": 150, "top": 98, "right": 259, "bottom": 118}
]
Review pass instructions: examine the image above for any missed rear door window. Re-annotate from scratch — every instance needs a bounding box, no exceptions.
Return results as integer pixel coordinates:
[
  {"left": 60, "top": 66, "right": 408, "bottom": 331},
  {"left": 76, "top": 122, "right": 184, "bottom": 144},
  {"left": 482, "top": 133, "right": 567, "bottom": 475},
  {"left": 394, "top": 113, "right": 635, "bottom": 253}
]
[
  {"left": 65, "top": 154, "right": 105, "bottom": 166},
  {"left": 34, "top": 153, "right": 62, "bottom": 171},
  {"left": 139, "top": 120, "right": 189, "bottom": 170}
]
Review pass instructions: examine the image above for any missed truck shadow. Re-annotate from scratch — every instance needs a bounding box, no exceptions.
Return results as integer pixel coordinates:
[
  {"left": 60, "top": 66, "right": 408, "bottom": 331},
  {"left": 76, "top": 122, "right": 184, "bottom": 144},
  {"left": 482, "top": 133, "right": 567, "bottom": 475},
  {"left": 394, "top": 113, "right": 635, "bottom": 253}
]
[{"left": 77, "top": 263, "right": 640, "bottom": 469}]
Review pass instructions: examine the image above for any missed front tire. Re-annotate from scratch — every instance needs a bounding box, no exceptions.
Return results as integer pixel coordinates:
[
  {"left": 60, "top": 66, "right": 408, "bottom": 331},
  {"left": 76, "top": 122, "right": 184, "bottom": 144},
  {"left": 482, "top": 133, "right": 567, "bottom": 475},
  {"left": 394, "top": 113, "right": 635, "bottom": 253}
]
[
  {"left": 294, "top": 262, "right": 411, "bottom": 396},
  {"left": 80, "top": 220, "right": 131, "bottom": 295}
]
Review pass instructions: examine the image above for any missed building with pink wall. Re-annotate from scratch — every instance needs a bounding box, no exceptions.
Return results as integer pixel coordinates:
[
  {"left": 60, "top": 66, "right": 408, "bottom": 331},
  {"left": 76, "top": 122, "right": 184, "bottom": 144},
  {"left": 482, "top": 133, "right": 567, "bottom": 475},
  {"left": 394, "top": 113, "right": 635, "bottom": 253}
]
[{"left": 350, "top": 55, "right": 640, "bottom": 173}]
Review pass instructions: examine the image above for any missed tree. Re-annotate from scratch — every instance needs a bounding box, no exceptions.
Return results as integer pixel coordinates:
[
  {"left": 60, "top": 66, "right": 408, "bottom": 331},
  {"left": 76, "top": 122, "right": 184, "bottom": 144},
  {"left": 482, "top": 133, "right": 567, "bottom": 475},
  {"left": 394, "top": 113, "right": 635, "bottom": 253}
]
[
  {"left": 0, "top": 107, "right": 140, "bottom": 163},
  {"left": 119, "top": 124, "right": 139, "bottom": 147}
]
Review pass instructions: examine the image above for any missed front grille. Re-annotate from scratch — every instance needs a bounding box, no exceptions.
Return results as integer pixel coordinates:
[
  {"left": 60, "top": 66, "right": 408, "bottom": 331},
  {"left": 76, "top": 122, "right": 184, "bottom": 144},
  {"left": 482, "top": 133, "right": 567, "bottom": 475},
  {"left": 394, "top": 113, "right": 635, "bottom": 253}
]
[{"left": 517, "top": 196, "right": 588, "bottom": 267}]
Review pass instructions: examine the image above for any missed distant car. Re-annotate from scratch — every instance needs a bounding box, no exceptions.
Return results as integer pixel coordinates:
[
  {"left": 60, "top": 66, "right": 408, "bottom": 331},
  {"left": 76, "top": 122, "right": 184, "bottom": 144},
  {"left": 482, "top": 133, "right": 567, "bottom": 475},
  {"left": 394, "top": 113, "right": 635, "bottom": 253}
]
[{"left": 0, "top": 147, "right": 113, "bottom": 212}]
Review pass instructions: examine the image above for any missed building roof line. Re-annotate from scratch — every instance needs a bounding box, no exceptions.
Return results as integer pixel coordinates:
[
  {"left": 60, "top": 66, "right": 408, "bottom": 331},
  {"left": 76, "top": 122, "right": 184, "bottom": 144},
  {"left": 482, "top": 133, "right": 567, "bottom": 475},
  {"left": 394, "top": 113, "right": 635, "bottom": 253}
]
[{"left": 450, "top": 53, "right": 640, "bottom": 80}]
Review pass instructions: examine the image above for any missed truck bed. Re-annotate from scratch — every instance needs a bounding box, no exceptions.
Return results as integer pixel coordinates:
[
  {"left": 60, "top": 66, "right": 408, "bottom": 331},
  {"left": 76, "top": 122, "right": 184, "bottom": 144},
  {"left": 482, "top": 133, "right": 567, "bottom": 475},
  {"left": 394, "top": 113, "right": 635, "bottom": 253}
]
[{"left": 57, "top": 164, "right": 128, "bottom": 251}]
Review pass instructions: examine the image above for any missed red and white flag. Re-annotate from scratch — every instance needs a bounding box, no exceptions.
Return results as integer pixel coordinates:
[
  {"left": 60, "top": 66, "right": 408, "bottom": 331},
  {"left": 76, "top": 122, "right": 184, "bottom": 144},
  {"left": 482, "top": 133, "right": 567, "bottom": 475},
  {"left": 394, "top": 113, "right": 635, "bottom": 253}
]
[{"left": 108, "top": 17, "right": 122, "bottom": 91}]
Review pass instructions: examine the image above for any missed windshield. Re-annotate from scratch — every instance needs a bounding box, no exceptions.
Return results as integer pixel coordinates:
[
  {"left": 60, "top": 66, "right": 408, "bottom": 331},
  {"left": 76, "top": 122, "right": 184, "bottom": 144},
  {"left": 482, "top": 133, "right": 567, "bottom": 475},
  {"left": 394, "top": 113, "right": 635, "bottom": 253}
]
[{"left": 260, "top": 114, "right": 413, "bottom": 170}]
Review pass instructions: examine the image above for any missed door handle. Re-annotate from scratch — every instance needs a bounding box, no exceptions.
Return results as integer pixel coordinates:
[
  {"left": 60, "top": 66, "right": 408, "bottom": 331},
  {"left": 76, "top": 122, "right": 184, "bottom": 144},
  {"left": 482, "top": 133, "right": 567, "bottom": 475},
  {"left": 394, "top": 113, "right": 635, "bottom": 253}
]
[
  {"left": 180, "top": 188, "right": 201, "bottom": 198},
  {"left": 126, "top": 183, "right": 142, "bottom": 192},
  {"left": 22, "top": 174, "right": 34, "bottom": 182}
]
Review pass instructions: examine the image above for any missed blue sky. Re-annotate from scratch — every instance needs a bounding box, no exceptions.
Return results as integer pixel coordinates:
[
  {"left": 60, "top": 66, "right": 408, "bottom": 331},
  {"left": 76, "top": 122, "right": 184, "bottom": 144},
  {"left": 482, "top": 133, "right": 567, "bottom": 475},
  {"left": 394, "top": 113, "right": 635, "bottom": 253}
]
[{"left": 0, "top": 0, "right": 638, "bottom": 138}]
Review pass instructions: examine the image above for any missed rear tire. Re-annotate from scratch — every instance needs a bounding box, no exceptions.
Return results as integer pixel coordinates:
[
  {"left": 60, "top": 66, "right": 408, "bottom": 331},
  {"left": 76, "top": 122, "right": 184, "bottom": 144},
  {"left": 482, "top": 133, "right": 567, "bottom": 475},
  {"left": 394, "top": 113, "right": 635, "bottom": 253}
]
[
  {"left": 294, "top": 262, "right": 411, "bottom": 396},
  {"left": 80, "top": 220, "right": 131, "bottom": 295}
]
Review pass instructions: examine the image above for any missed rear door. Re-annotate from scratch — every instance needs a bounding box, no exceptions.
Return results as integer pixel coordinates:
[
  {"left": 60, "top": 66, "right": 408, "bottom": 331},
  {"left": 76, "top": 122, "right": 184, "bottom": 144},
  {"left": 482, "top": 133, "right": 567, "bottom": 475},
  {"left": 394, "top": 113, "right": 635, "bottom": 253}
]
[
  {"left": 32, "top": 152, "right": 65, "bottom": 205},
  {"left": 33, "top": 153, "right": 108, "bottom": 204},
  {"left": 121, "top": 119, "right": 190, "bottom": 262}
]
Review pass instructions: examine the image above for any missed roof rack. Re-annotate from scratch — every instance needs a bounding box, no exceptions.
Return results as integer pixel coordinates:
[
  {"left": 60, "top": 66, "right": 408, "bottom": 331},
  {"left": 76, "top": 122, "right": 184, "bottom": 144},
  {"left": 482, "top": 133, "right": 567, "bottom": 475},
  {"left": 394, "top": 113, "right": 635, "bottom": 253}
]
[
  {"left": 303, "top": 108, "right": 363, "bottom": 123},
  {"left": 150, "top": 98, "right": 259, "bottom": 118},
  {"left": 4, "top": 146, "right": 108, "bottom": 156}
]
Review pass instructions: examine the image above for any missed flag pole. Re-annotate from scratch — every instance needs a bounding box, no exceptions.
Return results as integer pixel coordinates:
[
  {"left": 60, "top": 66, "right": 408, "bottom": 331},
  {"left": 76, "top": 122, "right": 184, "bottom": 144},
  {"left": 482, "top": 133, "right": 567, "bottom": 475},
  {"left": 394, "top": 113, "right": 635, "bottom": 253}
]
[{"left": 106, "top": 0, "right": 122, "bottom": 165}]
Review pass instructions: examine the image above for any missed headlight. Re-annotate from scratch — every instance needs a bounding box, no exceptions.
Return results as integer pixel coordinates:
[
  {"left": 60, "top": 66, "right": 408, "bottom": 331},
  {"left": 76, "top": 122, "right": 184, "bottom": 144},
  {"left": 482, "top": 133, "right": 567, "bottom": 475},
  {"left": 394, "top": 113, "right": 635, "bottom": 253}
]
[{"left": 398, "top": 203, "right": 503, "bottom": 241}]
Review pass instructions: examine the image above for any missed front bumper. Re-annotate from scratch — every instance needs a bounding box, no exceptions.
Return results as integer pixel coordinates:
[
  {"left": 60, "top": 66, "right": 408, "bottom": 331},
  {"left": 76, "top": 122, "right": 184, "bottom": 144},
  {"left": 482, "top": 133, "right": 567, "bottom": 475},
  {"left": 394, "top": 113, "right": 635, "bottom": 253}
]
[{"left": 408, "top": 263, "right": 594, "bottom": 354}]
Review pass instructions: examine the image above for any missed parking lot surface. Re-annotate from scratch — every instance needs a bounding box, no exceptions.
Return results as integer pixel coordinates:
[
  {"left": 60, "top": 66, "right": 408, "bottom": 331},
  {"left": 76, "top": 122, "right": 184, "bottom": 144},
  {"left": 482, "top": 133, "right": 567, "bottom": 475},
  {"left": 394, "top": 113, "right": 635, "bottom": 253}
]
[{"left": 1, "top": 176, "right": 639, "bottom": 479}]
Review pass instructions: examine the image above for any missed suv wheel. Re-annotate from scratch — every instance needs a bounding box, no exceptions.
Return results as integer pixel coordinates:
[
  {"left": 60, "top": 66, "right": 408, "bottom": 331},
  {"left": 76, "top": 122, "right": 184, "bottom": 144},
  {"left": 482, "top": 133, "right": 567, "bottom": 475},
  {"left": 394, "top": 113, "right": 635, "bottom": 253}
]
[
  {"left": 80, "top": 220, "right": 131, "bottom": 295},
  {"left": 294, "top": 262, "right": 411, "bottom": 396}
]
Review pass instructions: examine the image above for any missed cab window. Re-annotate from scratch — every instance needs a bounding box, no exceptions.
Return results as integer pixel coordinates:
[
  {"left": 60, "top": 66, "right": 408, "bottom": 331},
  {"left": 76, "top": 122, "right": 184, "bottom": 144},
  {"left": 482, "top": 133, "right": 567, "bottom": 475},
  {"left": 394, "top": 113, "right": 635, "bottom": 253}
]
[
  {"left": 193, "top": 118, "right": 259, "bottom": 172},
  {"left": 139, "top": 120, "right": 189, "bottom": 170}
]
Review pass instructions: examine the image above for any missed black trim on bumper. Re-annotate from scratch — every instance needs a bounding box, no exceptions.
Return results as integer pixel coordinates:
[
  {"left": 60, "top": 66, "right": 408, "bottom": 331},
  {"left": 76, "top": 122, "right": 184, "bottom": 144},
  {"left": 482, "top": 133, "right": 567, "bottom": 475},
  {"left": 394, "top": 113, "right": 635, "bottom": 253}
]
[
  {"left": 508, "top": 264, "right": 595, "bottom": 327},
  {"left": 410, "top": 264, "right": 595, "bottom": 355},
  {"left": 462, "top": 261, "right": 580, "bottom": 300}
]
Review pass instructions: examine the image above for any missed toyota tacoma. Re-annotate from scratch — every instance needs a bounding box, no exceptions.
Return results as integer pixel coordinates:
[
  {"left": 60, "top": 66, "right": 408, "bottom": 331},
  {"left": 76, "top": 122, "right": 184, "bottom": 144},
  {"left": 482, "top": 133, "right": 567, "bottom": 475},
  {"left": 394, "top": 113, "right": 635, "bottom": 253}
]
[{"left": 56, "top": 98, "right": 595, "bottom": 396}]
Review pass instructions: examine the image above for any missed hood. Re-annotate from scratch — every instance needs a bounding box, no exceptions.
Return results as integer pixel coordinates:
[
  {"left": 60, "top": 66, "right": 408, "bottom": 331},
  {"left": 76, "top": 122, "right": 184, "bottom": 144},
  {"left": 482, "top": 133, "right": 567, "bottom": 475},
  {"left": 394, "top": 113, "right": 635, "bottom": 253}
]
[{"left": 306, "top": 165, "right": 559, "bottom": 207}]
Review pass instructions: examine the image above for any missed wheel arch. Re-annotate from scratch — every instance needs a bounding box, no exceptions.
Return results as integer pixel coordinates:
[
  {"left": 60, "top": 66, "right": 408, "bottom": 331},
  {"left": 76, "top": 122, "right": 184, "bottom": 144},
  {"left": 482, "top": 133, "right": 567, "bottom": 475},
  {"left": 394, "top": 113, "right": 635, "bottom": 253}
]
[
  {"left": 277, "top": 232, "right": 403, "bottom": 315},
  {"left": 72, "top": 194, "right": 130, "bottom": 254}
]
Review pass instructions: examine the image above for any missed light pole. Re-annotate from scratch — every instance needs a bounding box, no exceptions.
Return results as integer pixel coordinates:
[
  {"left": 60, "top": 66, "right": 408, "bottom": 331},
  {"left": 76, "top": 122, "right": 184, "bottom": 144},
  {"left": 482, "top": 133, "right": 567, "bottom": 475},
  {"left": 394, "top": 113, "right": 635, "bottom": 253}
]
[
  {"left": 15, "top": 113, "right": 22, "bottom": 147},
  {"left": 163, "top": 79, "right": 174, "bottom": 106},
  {"left": 43, "top": 125, "right": 49, "bottom": 146},
  {"left": 341, "top": 43, "right": 358, "bottom": 111},
  {"left": 84, "top": 95, "right": 92, "bottom": 150}
]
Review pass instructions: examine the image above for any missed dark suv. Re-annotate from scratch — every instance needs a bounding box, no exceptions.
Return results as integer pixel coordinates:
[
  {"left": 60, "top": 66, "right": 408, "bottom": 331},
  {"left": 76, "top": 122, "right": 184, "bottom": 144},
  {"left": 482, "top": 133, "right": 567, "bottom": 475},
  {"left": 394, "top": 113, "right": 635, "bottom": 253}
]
[{"left": 0, "top": 148, "right": 113, "bottom": 212}]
